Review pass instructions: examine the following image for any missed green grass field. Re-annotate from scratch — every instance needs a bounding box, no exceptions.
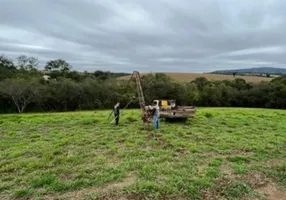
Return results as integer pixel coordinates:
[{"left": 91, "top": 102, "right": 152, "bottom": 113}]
[{"left": 1, "top": 108, "right": 286, "bottom": 200}]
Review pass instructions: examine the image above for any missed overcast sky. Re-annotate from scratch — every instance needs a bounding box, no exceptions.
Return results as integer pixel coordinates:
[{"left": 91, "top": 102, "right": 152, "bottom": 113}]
[{"left": 1, "top": 0, "right": 286, "bottom": 73}]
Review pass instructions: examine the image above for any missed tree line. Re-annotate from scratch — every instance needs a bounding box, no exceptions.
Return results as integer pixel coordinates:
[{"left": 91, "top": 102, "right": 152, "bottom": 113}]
[{"left": 1, "top": 54, "right": 286, "bottom": 113}]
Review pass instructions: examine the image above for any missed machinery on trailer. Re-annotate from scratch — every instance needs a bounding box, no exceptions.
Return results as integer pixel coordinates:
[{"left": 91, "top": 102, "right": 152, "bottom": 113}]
[
  {"left": 152, "top": 99, "right": 196, "bottom": 120},
  {"left": 126, "top": 71, "right": 196, "bottom": 122}
]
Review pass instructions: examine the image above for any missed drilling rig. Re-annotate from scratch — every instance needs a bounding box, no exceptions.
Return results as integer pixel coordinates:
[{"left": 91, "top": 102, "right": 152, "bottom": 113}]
[
  {"left": 126, "top": 71, "right": 153, "bottom": 124},
  {"left": 125, "top": 71, "right": 196, "bottom": 122}
]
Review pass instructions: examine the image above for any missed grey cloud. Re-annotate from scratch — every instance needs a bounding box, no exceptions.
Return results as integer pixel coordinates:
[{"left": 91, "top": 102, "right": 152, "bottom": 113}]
[{"left": 1, "top": 0, "right": 286, "bottom": 72}]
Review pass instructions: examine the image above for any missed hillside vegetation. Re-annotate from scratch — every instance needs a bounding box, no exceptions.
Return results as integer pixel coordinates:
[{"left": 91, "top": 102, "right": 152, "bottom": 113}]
[
  {"left": 1, "top": 54, "right": 286, "bottom": 114},
  {"left": 117, "top": 72, "right": 273, "bottom": 83},
  {"left": 1, "top": 108, "right": 286, "bottom": 199},
  {"left": 211, "top": 67, "right": 286, "bottom": 75}
]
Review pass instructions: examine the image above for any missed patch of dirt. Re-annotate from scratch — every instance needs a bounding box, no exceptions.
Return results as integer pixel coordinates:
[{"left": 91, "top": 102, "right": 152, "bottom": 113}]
[
  {"left": 202, "top": 150, "right": 254, "bottom": 160},
  {"left": 41, "top": 175, "right": 136, "bottom": 200},
  {"left": 67, "top": 149, "right": 73, "bottom": 158},
  {"left": 40, "top": 127, "right": 51, "bottom": 134},
  {"left": 148, "top": 134, "right": 169, "bottom": 148},
  {"left": 201, "top": 177, "right": 234, "bottom": 200},
  {"left": 255, "top": 184, "right": 286, "bottom": 200},
  {"left": 252, "top": 158, "right": 286, "bottom": 168},
  {"left": 174, "top": 147, "right": 190, "bottom": 155},
  {"left": 241, "top": 172, "right": 286, "bottom": 200},
  {"left": 108, "top": 161, "right": 121, "bottom": 167},
  {"left": 220, "top": 162, "right": 235, "bottom": 178},
  {"left": 100, "top": 176, "right": 135, "bottom": 193},
  {"left": 58, "top": 174, "right": 74, "bottom": 182},
  {"left": 97, "top": 194, "right": 189, "bottom": 200},
  {"left": 268, "top": 158, "right": 286, "bottom": 166},
  {"left": 202, "top": 151, "right": 227, "bottom": 158},
  {"left": 231, "top": 150, "right": 255, "bottom": 157},
  {"left": 90, "top": 149, "right": 108, "bottom": 156},
  {"left": 201, "top": 171, "right": 286, "bottom": 200},
  {"left": 240, "top": 172, "right": 269, "bottom": 188},
  {"left": 0, "top": 194, "right": 10, "bottom": 200}
]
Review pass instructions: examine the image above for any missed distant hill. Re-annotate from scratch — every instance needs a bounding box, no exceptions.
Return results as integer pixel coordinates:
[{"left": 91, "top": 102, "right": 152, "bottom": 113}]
[
  {"left": 118, "top": 72, "right": 273, "bottom": 83},
  {"left": 211, "top": 67, "right": 286, "bottom": 75}
]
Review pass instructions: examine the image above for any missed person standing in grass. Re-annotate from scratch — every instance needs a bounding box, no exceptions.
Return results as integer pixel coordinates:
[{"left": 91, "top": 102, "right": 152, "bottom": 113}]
[
  {"left": 152, "top": 100, "right": 160, "bottom": 129},
  {"left": 113, "top": 102, "right": 120, "bottom": 126}
]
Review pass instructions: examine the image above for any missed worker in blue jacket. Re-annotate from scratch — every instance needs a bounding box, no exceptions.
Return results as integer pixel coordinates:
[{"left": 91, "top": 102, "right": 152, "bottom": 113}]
[{"left": 152, "top": 100, "right": 160, "bottom": 129}]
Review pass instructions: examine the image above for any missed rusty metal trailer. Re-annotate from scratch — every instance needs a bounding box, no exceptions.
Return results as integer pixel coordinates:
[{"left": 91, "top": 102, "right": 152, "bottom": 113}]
[{"left": 160, "top": 106, "right": 196, "bottom": 119}]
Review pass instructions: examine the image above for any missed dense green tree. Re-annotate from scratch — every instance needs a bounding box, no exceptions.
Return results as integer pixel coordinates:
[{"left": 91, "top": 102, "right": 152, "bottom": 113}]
[
  {"left": 0, "top": 55, "right": 17, "bottom": 81},
  {"left": 0, "top": 78, "right": 42, "bottom": 113},
  {"left": 233, "top": 78, "right": 252, "bottom": 90},
  {"left": 182, "top": 82, "right": 199, "bottom": 106},
  {"left": 45, "top": 78, "right": 82, "bottom": 111},
  {"left": 44, "top": 59, "right": 72, "bottom": 79},
  {"left": 44, "top": 59, "right": 71, "bottom": 72},
  {"left": 191, "top": 77, "right": 210, "bottom": 91},
  {"left": 17, "top": 55, "right": 39, "bottom": 71}
]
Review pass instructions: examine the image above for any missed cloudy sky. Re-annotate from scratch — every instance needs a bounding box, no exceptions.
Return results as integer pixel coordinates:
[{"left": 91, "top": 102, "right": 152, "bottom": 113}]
[{"left": 1, "top": 0, "right": 286, "bottom": 73}]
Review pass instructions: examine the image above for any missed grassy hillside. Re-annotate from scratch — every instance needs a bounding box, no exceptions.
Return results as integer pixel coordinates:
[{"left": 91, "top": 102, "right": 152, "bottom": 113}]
[
  {"left": 118, "top": 73, "right": 273, "bottom": 83},
  {"left": 1, "top": 109, "right": 286, "bottom": 199}
]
